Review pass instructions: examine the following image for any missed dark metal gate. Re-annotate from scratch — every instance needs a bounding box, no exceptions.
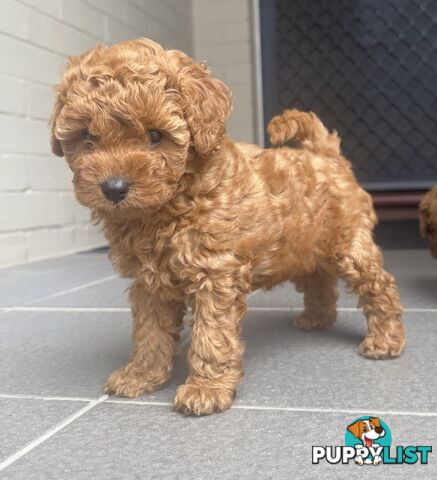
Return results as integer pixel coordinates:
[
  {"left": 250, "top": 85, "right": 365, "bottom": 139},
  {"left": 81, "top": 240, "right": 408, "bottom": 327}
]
[{"left": 259, "top": 0, "right": 437, "bottom": 191}]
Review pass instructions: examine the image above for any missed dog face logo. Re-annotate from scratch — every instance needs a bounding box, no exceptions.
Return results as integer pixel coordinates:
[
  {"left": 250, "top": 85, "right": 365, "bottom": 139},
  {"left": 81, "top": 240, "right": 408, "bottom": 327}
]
[
  {"left": 314, "top": 416, "right": 432, "bottom": 465},
  {"left": 346, "top": 417, "right": 388, "bottom": 465}
]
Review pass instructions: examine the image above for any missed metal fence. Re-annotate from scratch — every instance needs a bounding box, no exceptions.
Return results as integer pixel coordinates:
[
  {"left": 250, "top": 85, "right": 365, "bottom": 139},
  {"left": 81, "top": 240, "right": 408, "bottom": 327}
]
[{"left": 260, "top": 0, "right": 437, "bottom": 191}]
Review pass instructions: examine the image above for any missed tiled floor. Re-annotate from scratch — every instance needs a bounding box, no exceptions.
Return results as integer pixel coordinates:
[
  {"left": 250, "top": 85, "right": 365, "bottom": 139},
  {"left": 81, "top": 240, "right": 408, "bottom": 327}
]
[{"left": 0, "top": 249, "right": 436, "bottom": 479}]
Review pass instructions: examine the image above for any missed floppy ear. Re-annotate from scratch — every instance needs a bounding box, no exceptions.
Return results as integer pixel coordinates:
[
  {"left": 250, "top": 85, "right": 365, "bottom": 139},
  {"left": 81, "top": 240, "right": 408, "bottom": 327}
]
[
  {"left": 419, "top": 191, "right": 432, "bottom": 238},
  {"left": 49, "top": 50, "right": 91, "bottom": 158},
  {"left": 369, "top": 417, "right": 381, "bottom": 428},
  {"left": 169, "top": 50, "right": 232, "bottom": 157},
  {"left": 50, "top": 91, "right": 64, "bottom": 157},
  {"left": 347, "top": 420, "right": 364, "bottom": 439}
]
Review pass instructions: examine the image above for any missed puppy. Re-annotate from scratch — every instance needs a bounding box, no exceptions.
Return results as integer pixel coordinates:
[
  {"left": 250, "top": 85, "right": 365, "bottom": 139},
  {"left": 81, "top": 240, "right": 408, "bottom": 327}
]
[
  {"left": 347, "top": 417, "right": 385, "bottom": 465},
  {"left": 419, "top": 186, "right": 437, "bottom": 257},
  {"left": 50, "top": 38, "right": 405, "bottom": 416}
]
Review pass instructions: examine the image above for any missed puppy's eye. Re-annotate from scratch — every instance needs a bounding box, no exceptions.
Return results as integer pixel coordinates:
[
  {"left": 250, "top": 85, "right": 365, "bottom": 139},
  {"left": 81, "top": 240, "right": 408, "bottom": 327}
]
[
  {"left": 84, "top": 132, "right": 98, "bottom": 147},
  {"left": 148, "top": 130, "right": 163, "bottom": 145}
]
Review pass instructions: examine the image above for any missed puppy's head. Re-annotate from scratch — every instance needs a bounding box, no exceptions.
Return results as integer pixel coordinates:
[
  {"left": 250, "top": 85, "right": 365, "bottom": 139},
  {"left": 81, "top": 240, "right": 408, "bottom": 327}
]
[
  {"left": 419, "top": 187, "right": 437, "bottom": 258},
  {"left": 50, "top": 38, "right": 231, "bottom": 214}
]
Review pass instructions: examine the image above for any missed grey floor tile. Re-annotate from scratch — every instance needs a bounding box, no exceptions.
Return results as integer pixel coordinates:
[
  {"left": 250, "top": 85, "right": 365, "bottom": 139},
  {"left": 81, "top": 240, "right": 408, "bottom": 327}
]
[
  {"left": 237, "top": 310, "right": 437, "bottom": 413},
  {"left": 2, "top": 405, "right": 435, "bottom": 479},
  {"left": 0, "top": 251, "right": 114, "bottom": 307},
  {"left": 0, "top": 397, "right": 86, "bottom": 462},
  {"left": 36, "top": 277, "right": 131, "bottom": 308},
  {"left": 0, "top": 311, "right": 189, "bottom": 401},
  {"left": 1, "top": 309, "right": 434, "bottom": 415},
  {"left": 0, "top": 311, "right": 132, "bottom": 398},
  {"left": 249, "top": 249, "right": 437, "bottom": 309}
]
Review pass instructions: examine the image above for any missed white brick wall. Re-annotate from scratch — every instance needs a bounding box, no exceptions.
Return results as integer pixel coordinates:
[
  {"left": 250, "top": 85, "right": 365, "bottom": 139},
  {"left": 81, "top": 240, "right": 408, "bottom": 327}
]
[
  {"left": 0, "top": 0, "right": 193, "bottom": 267},
  {"left": 192, "top": 0, "right": 257, "bottom": 143}
]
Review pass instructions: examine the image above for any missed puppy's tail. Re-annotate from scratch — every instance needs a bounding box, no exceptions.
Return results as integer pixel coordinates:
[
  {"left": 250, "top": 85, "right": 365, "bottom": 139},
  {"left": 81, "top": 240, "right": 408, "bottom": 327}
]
[{"left": 267, "top": 109, "right": 340, "bottom": 156}]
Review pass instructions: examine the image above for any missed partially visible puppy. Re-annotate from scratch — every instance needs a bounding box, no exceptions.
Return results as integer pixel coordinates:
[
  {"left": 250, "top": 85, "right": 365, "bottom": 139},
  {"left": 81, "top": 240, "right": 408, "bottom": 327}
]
[{"left": 419, "top": 186, "right": 437, "bottom": 257}]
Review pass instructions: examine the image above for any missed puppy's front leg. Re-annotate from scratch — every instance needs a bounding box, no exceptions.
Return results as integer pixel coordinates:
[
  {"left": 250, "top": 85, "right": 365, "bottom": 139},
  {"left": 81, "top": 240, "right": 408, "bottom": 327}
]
[
  {"left": 105, "top": 282, "right": 184, "bottom": 397},
  {"left": 174, "top": 269, "right": 248, "bottom": 415}
]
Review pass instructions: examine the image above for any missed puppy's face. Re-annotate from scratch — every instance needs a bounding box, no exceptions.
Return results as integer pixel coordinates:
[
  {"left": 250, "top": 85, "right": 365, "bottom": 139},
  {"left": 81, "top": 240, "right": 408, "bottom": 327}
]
[{"left": 50, "top": 38, "right": 231, "bottom": 215}]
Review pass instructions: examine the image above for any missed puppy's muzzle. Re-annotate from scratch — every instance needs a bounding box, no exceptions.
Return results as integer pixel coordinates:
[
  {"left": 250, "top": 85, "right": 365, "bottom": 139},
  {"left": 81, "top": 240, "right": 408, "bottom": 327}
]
[{"left": 101, "top": 177, "right": 131, "bottom": 204}]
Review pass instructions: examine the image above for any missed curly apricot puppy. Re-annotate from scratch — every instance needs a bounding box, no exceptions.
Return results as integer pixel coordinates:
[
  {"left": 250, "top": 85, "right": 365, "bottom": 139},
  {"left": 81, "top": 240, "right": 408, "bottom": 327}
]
[
  {"left": 419, "top": 186, "right": 437, "bottom": 258},
  {"left": 51, "top": 38, "right": 406, "bottom": 416}
]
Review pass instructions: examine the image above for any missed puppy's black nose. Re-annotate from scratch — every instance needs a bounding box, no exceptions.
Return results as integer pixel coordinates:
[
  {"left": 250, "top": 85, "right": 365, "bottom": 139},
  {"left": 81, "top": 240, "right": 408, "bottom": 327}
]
[
  {"left": 101, "top": 178, "right": 130, "bottom": 203},
  {"left": 375, "top": 427, "right": 383, "bottom": 434}
]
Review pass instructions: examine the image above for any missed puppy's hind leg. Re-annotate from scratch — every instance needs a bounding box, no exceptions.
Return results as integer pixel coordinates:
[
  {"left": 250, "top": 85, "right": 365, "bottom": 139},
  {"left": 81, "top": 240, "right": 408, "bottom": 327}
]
[
  {"left": 336, "top": 231, "right": 406, "bottom": 359},
  {"left": 293, "top": 269, "right": 338, "bottom": 330}
]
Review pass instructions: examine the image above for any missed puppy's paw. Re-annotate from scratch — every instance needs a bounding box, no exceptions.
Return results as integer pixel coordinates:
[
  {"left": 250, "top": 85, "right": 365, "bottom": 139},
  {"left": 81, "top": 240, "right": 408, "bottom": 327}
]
[
  {"left": 359, "top": 332, "right": 406, "bottom": 359},
  {"left": 293, "top": 312, "right": 335, "bottom": 330},
  {"left": 104, "top": 364, "right": 167, "bottom": 398},
  {"left": 174, "top": 383, "right": 235, "bottom": 416}
]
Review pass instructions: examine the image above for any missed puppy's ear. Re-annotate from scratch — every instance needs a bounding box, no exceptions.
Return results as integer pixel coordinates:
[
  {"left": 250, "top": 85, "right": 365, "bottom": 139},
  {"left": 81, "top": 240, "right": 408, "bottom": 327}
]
[
  {"left": 369, "top": 417, "right": 381, "bottom": 428},
  {"left": 419, "top": 191, "right": 432, "bottom": 238},
  {"left": 347, "top": 420, "right": 364, "bottom": 439},
  {"left": 169, "top": 50, "right": 232, "bottom": 157},
  {"left": 50, "top": 91, "right": 64, "bottom": 157}
]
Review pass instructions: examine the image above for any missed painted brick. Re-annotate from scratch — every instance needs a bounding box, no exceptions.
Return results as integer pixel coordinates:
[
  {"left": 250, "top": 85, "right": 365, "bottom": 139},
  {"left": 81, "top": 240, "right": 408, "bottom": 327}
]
[
  {"left": 59, "top": 0, "right": 106, "bottom": 40},
  {"left": 0, "top": 76, "right": 27, "bottom": 116},
  {"left": 26, "top": 155, "right": 73, "bottom": 191},
  {"left": 192, "top": 0, "right": 249, "bottom": 24},
  {"left": 27, "top": 9, "right": 98, "bottom": 56},
  {"left": 196, "top": 41, "right": 252, "bottom": 66},
  {"left": 20, "top": 0, "right": 61, "bottom": 18},
  {"left": 106, "top": 18, "right": 138, "bottom": 44},
  {"left": 85, "top": 0, "right": 127, "bottom": 22},
  {"left": 0, "top": 192, "right": 79, "bottom": 232},
  {"left": 163, "top": 0, "right": 192, "bottom": 19},
  {"left": 0, "top": 0, "right": 29, "bottom": 39},
  {"left": 0, "top": 115, "right": 51, "bottom": 155},
  {"left": 0, "top": 34, "right": 65, "bottom": 85},
  {"left": 26, "top": 225, "right": 75, "bottom": 261},
  {"left": 73, "top": 223, "right": 105, "bottom": 250},
  {"left": 194, "top": 20, "right": 249, "bottom": 45},
  {"left": 28, "top": 83, "right": 56, "bottom": 120},
  {"left": 0, "top": 232, "right": 27, "bottom": 266},
  {"left": 227, "top": 118, "right": 255, "bottom": 143},
  {"left": 224, "top": 63, "right": 252, "bottom": 85},
  {"left": 26, "top": 223, "right": 105, "bottom": 263},
  {"left": 0, "top": 155, "right": 28, "bottom": 191}
]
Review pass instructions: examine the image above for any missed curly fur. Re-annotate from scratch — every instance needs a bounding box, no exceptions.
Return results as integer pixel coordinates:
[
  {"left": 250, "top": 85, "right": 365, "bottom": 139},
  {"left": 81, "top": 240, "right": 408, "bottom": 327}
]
[
  {"left": 51, "top": 38, "right": 406, "bottom": 416},
  {"left": 419, "top": 186, "right": 437, "bottom": 258}
]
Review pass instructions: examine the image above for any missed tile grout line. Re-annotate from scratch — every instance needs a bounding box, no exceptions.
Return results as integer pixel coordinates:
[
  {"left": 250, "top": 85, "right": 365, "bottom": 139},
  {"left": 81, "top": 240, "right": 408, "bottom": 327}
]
[
  {"left": 1, "top": 306, "right": 436, "bottom": 313},
  {"left": 0, "top": 393, "right": 95, "bottom": 402},
  {"left": 0, "top": 274, "right": 119, "bottom": 320},
  {"left": 106, "top": 399, "right": 437, "bottom": 417},
  {"left": 0, "top": 395, "right": 109, "bottom": 473},
  {"left": 0, "top": 393, "right": 436, "bottom": 418},
  {"left": 0, "top": 280, "right": 256, "bottom": 314},
  {"left": 231, "top": 404, "right": 437, "bottom": 417},
  {"left": 22, "top": 275, "right": 119, "bottom": 306},
  {"left": 0, "top": 307, "right": 132, "bottom": 313}
]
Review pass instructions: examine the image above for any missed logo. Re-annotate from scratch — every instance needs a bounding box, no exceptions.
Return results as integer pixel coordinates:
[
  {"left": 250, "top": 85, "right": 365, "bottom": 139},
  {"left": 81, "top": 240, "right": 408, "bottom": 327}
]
[{"left": 312, "top": 416, "right": 432, "bottom": 466}]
